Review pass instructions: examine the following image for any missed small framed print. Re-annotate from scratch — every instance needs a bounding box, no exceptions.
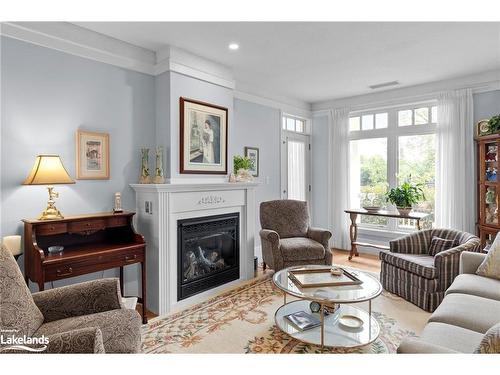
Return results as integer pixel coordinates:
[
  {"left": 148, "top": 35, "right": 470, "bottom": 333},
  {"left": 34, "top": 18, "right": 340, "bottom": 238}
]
[
  {"left": 180, "top": 97, "right": 228, "bottom": 174},
  {"left": 244, "top": 146, "right": 259, "bottom": 177},
  {"left": 76, "top": 130, "right": 110, "bottom": 179}
]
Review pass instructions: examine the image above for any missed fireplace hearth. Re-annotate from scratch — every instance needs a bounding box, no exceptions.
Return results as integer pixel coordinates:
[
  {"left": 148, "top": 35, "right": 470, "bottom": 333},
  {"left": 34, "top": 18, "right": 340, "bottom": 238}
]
[{"left": 177, "top": 213, "right": 240, "bottom": 300}]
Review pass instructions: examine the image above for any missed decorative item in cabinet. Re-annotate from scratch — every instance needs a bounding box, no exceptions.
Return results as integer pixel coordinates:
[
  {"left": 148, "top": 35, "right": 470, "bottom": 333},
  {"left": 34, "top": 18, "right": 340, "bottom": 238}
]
[
  {"left": 485, "top": 144, "right": 498, "bottom": 161},
  {"left": 484, "top": 186, "right": 498, "bottom": 225}
]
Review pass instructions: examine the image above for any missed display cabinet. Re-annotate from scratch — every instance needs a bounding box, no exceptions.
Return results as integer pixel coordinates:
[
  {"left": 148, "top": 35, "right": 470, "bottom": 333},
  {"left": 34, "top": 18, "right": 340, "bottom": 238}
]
[{"left": 477, "top": 134, "right": 500, "bottom": 248}]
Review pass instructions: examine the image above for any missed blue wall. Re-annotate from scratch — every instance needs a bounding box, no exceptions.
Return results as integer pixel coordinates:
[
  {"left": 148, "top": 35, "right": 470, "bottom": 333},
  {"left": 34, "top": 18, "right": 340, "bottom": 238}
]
[{"left": 1, "top": 36, "right": 156, "bottom": 292}]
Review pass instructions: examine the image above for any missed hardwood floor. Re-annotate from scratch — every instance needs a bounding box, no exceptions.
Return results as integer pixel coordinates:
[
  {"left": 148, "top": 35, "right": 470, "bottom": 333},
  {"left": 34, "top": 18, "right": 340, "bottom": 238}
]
[{"left": 332, "top": 248, "right": 381, "bottom": 273}]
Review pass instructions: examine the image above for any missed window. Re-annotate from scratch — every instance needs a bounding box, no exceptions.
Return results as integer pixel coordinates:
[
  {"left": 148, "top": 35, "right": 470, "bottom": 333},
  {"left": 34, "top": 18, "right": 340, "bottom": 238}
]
[
  {"left": 282, "top": 115, "right": 306, "bottom": 133},
  {"left": 350, "top": 138, "right": 388, "bottom": 226},
  {"left": 349, "top": 103, "right": 437, "bottom": 231}
]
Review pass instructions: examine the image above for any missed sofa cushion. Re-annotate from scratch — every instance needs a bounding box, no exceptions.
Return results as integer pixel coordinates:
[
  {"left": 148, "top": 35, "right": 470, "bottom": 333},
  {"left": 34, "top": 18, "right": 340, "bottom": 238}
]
[
  {"left": 34, "top": 309, "right": 141, "bottom": 353},
  {"left": 429, "top": 293, "right": 500, "bottom": 333},
  {"left": 419, "top": 322, "right": 484, "bottom": 353},
  {"left": 428, "top": 236, "right": 455, "bottom": 256},
  {"left": 474, "top": 323, "right": 500, "bottom": 354},
  {"left": 380, "top": 251, "right": 436, "bottom": 279},
  {"left": 280, "top": 237, "right": 325, "bottom": 261},
  {"left": 446, "top": 274, "right": 500, "bottom": 301},
  {"left": 476, "top": 235, "right": 500, "bottom": 280},
  {"left": 0, "top": 244, "right": 44, "bottom": 338}
]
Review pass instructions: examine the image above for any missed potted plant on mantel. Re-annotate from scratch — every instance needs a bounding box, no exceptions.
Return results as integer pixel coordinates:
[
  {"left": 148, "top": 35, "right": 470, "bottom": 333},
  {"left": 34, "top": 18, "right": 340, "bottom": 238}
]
[
  {"left": 230, "top": 155, "right": 254, "bottom": 182},
  {"left": 385, "top": 178, "right": 425, "bottom": 216}
]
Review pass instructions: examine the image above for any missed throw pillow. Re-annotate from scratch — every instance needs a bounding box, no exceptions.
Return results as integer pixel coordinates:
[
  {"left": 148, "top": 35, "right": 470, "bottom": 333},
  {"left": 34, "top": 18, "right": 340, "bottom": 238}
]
[
  {"left": 476, "top": 233, "right": 500, "bottom": 280},
  {"left": 474, "top": 322, "right": 500, "bottom": 354},
  {"left": 428, "top": 236, "right": 455, "bottom": 256}
]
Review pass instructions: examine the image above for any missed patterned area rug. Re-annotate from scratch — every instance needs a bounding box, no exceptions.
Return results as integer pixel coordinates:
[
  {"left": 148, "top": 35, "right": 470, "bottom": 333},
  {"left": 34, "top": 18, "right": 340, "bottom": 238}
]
[{"left": 141, "top": 273, "right": 430, "bottom": 354}]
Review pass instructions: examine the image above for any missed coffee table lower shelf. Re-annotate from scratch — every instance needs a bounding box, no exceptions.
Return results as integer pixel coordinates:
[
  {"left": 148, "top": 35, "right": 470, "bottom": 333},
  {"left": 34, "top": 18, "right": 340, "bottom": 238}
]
[{"left": 274, "top": 300, "right": 380, "bottom": 349}]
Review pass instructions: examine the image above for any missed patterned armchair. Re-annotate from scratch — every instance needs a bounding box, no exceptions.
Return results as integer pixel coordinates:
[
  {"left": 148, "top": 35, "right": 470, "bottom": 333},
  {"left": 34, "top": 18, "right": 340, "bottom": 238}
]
[
  {"left": 0, "top": 244, "right": 142, "bottom": 353},
  {"left": 380, "top": 228, "right": 481, "bottom": 312},
  {"left": 259, "top": 200, "right": 332, "bottom": 271}
]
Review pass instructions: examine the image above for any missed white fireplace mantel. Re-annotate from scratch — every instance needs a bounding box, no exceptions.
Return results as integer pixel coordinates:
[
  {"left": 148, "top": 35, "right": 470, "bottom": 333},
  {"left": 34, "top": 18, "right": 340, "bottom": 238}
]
[{"left": 130, "top": 182, "right": 258, "bottom": 316}]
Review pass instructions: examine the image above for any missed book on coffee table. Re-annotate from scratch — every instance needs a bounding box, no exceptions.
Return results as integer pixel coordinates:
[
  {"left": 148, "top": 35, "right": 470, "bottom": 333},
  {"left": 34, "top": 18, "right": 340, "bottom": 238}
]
[{"left": 284, "top": 311, "right": 321, "bottom": 331}]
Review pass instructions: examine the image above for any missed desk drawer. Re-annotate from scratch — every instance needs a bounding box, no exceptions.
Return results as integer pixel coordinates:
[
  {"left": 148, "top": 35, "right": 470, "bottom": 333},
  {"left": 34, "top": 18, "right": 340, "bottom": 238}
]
[
  {"left": 44, "top": 248, "right": 144, "bottom": 280},
  {"left": 68, "top": 219, "right": 106, "bottom": 233},
  {"left": 106, "top": 216, "right": 128, "bottom": 228},
  {"left": 36, "top": 223, "right": 68, "bottom": 236}
]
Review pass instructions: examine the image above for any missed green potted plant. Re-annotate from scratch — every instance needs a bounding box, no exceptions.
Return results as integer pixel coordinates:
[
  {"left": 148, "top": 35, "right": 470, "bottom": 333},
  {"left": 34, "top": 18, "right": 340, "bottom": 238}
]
[
  {"left": 487, "top": 114, "right": 500, "bottom": 134},
  {"left": 231, "top": 155, "right": 254, "bottom": 182},
  {"left": 385, "top": 177, "right": 425, "bottom": 215}
]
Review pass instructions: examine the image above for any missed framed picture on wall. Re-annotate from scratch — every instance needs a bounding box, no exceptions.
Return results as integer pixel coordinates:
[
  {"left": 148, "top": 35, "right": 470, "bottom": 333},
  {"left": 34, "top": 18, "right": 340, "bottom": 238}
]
[
  {"left": 76, "top": 130, "right": 110, "bottom": 179},
  {"left": 244, "top": 146, "right": 259, "bottom": 177},
  {"left": 180, "top": 97, "right": 228, "bottom": 174}
]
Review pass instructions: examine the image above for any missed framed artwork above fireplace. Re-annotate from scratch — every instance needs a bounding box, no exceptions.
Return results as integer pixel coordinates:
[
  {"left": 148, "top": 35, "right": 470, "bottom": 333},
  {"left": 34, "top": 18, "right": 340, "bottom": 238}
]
[{"left": 179, "top": 97, "right": 228, "bottom": 175}]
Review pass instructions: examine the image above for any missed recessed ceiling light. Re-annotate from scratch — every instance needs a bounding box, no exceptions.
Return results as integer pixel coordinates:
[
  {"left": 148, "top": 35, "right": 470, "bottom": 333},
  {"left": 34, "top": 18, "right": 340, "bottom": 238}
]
[{"left": 228, "top": 43, "right": 239, "bottom": 51}]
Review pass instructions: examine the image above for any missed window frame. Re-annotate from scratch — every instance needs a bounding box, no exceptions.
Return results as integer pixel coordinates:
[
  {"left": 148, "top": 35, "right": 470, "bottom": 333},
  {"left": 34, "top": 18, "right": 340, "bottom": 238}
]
[{"left": 348, "top": 101, "right": 437, "bottom": 233}]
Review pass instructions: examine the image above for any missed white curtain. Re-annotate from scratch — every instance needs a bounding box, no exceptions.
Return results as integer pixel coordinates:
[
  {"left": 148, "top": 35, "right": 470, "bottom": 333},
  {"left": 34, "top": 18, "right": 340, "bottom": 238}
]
[
  {"left": 435, "top": 88, "right": 475, "bottom": 233},
  {"left": 329, "top": 108, "right": 351, "bottom": 249}
]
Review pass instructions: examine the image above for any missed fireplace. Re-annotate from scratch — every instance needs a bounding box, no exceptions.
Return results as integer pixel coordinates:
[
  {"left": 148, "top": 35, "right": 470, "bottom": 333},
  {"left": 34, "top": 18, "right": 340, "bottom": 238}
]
[{"left": 177, "top": 213, "right": 240, "bottom": 300}]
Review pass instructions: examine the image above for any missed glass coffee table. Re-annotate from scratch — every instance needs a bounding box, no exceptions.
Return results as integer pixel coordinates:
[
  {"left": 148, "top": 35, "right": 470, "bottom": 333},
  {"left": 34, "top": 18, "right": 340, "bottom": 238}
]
[{"left": 272, "top": 264, "right": 382, "bottom": 349}]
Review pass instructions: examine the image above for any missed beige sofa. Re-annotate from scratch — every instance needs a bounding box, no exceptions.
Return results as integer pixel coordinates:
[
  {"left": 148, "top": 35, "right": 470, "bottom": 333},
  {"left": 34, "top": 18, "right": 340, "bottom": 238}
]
[{"left": 398, "top": 251, "right": 500, "bottom": 353}]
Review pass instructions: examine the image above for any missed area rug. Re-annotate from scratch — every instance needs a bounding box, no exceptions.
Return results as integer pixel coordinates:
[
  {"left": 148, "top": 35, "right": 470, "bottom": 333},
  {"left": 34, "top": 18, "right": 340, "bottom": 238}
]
[{"left": 141, "top": 273, "right": 431, "bottom": 354}]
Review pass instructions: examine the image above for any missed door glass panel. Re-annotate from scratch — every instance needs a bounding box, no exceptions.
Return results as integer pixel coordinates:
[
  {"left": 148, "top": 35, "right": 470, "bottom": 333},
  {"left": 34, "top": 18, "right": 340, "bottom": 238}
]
[
  {"left": 485, "top": 143, "right": 498, "bottom": 181},
  {"left": 287, "top": 140, "right": 306, "bottom": 201},
  {"left": 286, "top": 118, "right": 295, "bottom": 131}
]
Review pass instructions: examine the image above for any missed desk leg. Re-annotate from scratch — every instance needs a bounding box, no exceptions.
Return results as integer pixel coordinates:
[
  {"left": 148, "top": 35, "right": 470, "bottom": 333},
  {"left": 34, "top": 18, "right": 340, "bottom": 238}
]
[
  {"left": 141, "top": 260, "right": 147, "bottom": 324},
  {"left": 320, "top": 303, "right": 324, "bottom": 351},
  {"left": 119, "top": 266, "right": 124, "bottom": 294},
  {"left": 348, "top": 213, "right": 359, "bottom": 260}
]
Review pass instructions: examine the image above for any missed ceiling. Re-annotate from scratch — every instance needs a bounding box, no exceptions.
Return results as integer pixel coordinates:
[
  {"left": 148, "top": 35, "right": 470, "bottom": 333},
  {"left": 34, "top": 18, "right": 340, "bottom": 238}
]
[{"left": 74, "top": 22, "right": 500, "bottom": 104}]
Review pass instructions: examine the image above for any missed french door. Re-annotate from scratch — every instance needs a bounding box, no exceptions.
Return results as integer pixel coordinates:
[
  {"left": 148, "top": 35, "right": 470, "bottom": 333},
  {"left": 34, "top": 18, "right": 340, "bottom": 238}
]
[{"left": 281, "top": 131, "right": 311, "bottom": 203}]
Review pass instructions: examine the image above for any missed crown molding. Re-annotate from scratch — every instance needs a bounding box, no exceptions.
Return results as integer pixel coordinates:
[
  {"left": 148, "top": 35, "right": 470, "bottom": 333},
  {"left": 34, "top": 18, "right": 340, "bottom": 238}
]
[
  {"left": 154, "top": 46, "right": 235, "bottom": 89},
  {"left": 234, "top": 90, "right": 312, "bottom": 117},
  {"left": 1, "top": 22, "right": 156, "bottom": 75},
  {"left": 0, "top": 22, "right": 236, "bottom": 89},
  {"left": 312, "top": 69, "right": 500, "bottom": 112}
]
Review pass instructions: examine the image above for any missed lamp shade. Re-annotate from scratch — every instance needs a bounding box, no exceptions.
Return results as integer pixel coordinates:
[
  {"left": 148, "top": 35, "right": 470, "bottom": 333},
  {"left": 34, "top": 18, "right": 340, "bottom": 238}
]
[{"left": 23, "top": 155, "right": 75, "bottom": 185}]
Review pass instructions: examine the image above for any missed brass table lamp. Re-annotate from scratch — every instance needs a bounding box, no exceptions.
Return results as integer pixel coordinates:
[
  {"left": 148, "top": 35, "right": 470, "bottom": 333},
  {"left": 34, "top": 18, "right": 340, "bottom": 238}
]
[{"left": 23, "top": 155, "right": 75, "bottom": 220}]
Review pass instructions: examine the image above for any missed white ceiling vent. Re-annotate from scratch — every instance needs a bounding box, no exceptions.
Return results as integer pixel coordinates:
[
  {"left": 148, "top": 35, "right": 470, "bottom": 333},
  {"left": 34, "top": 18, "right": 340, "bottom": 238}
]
[{"left": 369, "top": 80, "right": 400, "bottom": 89}]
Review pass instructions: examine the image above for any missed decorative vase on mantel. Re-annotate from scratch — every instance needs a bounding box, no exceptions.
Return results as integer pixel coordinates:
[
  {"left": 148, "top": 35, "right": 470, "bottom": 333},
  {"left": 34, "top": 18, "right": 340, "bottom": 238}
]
[
  {"left": 153, "top": 146, "right": 165, "bottom": 184},
  {"left": 235, "top": 168, "right": 253, "bottom": 182},
  {"left": 139, "top": 148, "right": 151, "bottom": 184}
]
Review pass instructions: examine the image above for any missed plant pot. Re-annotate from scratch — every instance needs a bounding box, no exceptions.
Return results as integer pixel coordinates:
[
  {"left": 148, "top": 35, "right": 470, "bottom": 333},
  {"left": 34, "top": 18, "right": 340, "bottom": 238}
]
[{"left": 397, "top": 207, "right": 412, "bottom": 216}]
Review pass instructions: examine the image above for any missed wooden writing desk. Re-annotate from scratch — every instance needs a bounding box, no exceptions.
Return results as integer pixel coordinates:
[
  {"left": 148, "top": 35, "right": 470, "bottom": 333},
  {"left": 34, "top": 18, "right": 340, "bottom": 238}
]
[{"left": 22, "top": 211, "right": 147, "bottom": 324}]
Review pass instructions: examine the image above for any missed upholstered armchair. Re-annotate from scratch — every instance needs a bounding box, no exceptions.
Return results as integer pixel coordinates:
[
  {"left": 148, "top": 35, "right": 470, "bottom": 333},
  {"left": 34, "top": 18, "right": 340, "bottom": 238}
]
[
  {"left": 379, "top": 228, "right": 481, "bottom": 312},
  {"left": 259, "top": 200, "right": 332, "bottom": 271},
  {"left": 0, "top": 244, "right": 142, "bottom": 353}
]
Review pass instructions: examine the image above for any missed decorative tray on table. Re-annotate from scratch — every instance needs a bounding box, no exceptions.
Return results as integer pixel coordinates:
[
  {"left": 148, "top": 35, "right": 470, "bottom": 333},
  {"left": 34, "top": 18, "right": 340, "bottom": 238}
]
[{"left": 288, "top": 267, "right": 363, "bottom": 288}]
